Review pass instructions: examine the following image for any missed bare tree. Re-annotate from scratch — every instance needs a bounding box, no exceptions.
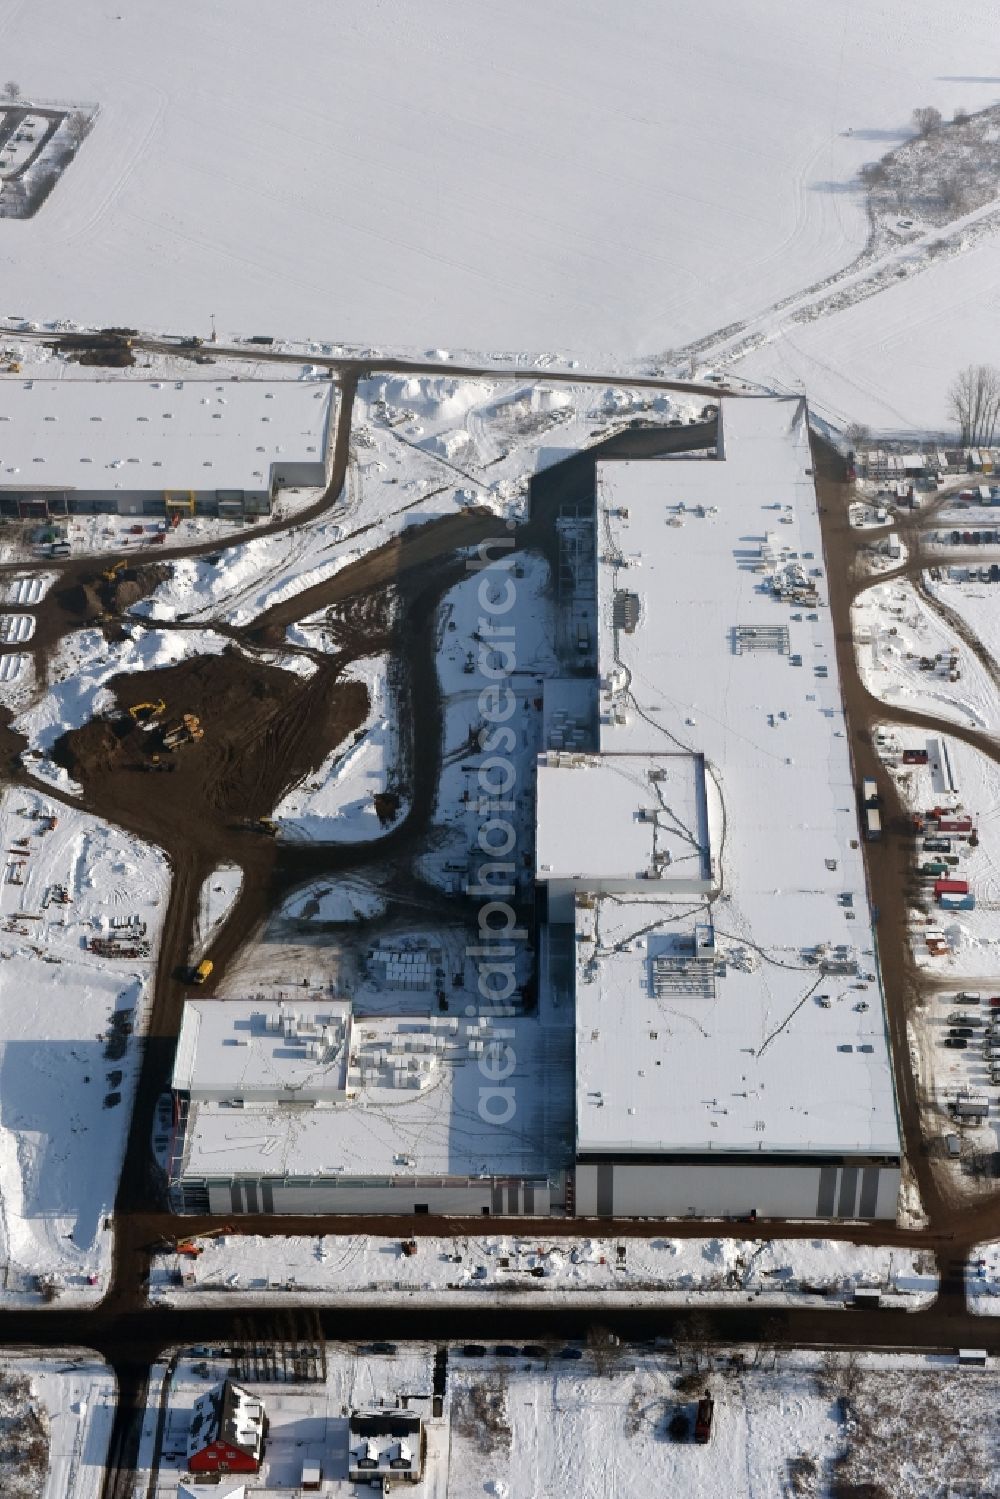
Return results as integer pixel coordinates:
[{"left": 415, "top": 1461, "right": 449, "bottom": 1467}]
[
  {"left": 954, "top": 105, "right": 969, "bottom": 125},
  {"left": 674, "top": 1311, "right": 714, "bottom": 1374},
  {"left": 949, "top": 364, "right": 1000, "bottom": 446},
  {"left": 3, "top": 79, "right": 20, "bottom": 101},
  {"left": 939, "top": 174, "right": 968, "bottom": 214},
  {"left": 586, "top": 1323, "right": 624, "bottom": 1377},
  {"left": 913, "top": 105, "right": 943, "bottom": 137}
]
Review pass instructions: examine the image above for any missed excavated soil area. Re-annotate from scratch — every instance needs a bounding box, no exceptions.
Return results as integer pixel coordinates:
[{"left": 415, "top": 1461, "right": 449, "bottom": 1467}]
[{"left": 51, "top": 648, "right": 368, "bottom": 857}]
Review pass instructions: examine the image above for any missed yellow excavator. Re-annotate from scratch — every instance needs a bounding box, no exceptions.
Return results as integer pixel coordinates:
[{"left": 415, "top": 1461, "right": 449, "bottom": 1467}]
[
  {"left": 128, "top": 699, "right": 166, "bottom": 724},
  {"left": 103, "top": 559, "right": 127, "bottom": 585}
]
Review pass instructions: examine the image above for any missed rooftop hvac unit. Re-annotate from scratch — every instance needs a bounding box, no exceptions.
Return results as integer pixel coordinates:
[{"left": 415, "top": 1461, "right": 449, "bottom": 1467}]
[{"left": 265, "top": 1012, "right": 282, "bottom": 1033}]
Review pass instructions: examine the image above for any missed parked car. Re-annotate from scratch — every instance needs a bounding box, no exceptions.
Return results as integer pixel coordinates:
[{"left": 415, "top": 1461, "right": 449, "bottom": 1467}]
[
  {"left": 944, "top": 1037, "right": 969, "bottom": 1049},
  {"left": 949, "top": 1028, "right": 975, "bottom": 1038},
  {"left": 462, "top": 1344, "right": 486, "bottom": 1358},
  {"left": 951, "top": 529, "right": 961, "bottom": 545},
  {"left": 695, "top": 1395, "right": 715, "bottom": 1444},
  {"left": 494, "top": 1345, "right": 519, "bottom": 1358},
  {"left": 558, "top": 1346, "right": 584, "bottom": 1360}
]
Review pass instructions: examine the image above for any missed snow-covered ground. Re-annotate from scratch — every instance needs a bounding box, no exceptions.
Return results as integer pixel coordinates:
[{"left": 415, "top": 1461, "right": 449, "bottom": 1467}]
[
  {"left": 273, "top": 656, "right": 405, "bottom": 841},
  {"left": 0, "top": 1353, "right": 115, "bottom": 1499},
  {"left": 0, "top": 784, "right": 169, "bottom": 1303},
  {"left": 147, "top": 1229, "right": 937, "bottom": 1309},
  {"left": 734, "top": 230, "right": 1000, "bottom": 434},
  {"left": 925, "top": 567, "right": 1000, "bottom": 663},
  {"left": 853, "top": 577, "right": 999, "bottom": 731},
  {"left": 189, "top": 865, "right": 242, "bottom": 959},
  {"left": 4, "top": 2, "right": 995, "bottom": 367},
  {"left": 139, "top": 1344, "right": 1000, "bottom": 1499}
]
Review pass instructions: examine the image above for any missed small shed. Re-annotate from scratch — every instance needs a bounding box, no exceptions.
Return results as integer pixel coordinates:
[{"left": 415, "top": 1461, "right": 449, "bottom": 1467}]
[{"left": 958, "top": 1348, "right": 988, "bottom": 1367}]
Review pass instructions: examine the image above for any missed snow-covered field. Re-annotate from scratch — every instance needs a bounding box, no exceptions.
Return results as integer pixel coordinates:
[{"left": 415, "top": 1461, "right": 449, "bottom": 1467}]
[
  {"left": 147, "top": 1229, "right": 937, "bottom": 1310},
  {"left": 0, "top": 1354, "right": 115, "bottom": 1499},
  {"left": 1, "top": 2, "right": 998, "bottom": 424},
  {"left": 0, "top": 785, "right": 169, "bottom": 1303},
  {"left": 139, "top": 1345, "right": 1000, "bottom": 1499}
]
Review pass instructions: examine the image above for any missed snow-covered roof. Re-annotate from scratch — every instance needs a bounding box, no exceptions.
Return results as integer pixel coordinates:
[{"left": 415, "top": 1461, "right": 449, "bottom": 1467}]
[
  {"left": 536, "top": 751, "right": 712, "bottom": 886},
  {"left": 173, "top": 999, "right": 353, "bottom": 1103},
  {"left": 186, "top": 1380, "right": 264, "bottom": 1463},
  {"left": 0, "top": 379, "right": 333, "bottom": 492},
  {"left": 575, "top": 398, "right": 900, "bottom": 1160},
  {"left": 174, "top": 1002, "right": 570, "bottom": 1181}
]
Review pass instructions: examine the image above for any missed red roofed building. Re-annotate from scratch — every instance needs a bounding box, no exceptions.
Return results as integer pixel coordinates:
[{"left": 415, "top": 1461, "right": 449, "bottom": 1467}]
[{"left": 187, "top": 1380, "right": 267, "bottom": 1476}]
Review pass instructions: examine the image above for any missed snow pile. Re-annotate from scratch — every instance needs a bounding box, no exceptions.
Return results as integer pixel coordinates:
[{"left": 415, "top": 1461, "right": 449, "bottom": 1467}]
[
  {"left": 190, "top": 866, "right": 243, "bottom": 958},
  {"left": 274, "top": 657, "right": 405, "bottom": 841}
]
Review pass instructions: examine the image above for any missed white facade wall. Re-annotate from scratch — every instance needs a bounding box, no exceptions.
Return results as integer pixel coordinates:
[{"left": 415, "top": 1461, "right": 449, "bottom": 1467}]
[{"left": 202, "top": 1178, "right": 550, "bottom": 1216}]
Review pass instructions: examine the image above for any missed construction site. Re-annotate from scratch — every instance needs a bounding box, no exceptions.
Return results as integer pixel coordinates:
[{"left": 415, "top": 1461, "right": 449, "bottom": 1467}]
[{"left": 1, "top": 346, "right": 1000, "bottom": 1496}]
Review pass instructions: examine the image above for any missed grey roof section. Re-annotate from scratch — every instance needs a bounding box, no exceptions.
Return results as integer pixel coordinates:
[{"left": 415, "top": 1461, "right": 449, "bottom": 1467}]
[{"left": 0, "top": 378, "right": 333, "bottom": 492}]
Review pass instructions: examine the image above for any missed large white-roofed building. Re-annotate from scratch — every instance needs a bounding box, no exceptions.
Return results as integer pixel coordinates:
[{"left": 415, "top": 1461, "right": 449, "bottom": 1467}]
[
  {"left": 0, "top": 378, "right": 334, "bottom": 519},
  {"left": 541, "top": 396, "right": 901, "bottom": 1221},
  {"left": 168, "top": 998, "right": 570, "bottom": 1216}
]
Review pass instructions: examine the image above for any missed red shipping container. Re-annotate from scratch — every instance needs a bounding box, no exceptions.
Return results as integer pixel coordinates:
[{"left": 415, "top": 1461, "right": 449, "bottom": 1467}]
[{"left": 934, "top": 879, "right": 969, "bottom": 896}]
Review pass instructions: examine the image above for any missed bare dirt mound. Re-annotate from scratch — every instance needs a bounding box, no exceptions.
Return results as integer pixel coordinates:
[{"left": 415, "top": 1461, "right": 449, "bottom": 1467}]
[{"left": 52, "top": 647, "right": 368, "bottom": 855}]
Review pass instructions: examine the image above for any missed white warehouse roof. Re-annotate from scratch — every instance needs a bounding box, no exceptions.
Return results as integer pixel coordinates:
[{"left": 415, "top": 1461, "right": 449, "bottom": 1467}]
[
  {"left": 536, "top": 750, "right": 712, "bottom": 886},
  {"left": 0, "top": 378, "right": 334, "bottom": 492},
  {"left": 173, "top": 1001, "right": 572, "bottom": 1182},
  {"left": 575, "top": 397, "right": 900, "bottom": 1161}
]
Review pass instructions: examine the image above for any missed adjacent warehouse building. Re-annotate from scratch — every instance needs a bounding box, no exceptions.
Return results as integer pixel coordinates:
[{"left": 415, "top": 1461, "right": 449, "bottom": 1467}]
[
  {"left": 0, "top": 378, "right": 334, "bottom": 518},
  {"left": 168, "top": 998, "right": 571, "bottom": 1216},
  {"left": 538, "top": 396, "right": 902, "bottom": 1221}
]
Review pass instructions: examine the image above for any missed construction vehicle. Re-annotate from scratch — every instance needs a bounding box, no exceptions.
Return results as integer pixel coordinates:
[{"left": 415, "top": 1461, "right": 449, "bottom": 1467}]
[
  {"left": 128, "top": 699, "right": 166, "bottom": 724},
  {"left": 173, "top": 1224, "right": 234, "bottom": 1258},
  {"left": 162, "top": 713, "right": 204, "bottom": 751},
  {"left": 102, "top": 559, "right": 127, "bottom": 584},
  {"left": 190, "top": 958, "right": 214, "bottom": 985},
  {"left": 242, "top": 817, "right": 279, "bottom": 836},
  {"left": 0, "top": 356, "right": 21, "bottom": 374}
]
